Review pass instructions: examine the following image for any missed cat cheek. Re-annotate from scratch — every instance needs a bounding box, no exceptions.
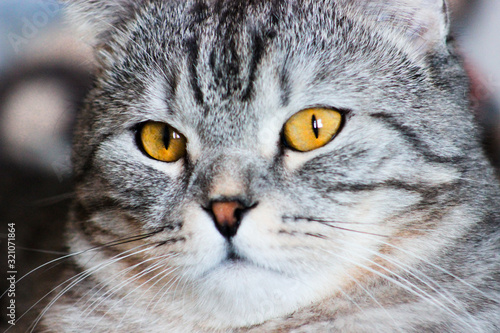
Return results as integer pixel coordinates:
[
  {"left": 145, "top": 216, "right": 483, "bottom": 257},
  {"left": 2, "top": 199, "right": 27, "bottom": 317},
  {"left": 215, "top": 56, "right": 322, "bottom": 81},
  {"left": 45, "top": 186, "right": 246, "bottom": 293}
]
[
  {"left": 283, "top": 150, "right": 317, "bottom": 171},
  {"left": 282, "top": 140, "right": 342, "bottom": 172},
  {"left": 235, "top": 201, "right": 282, "bottom": 238}
]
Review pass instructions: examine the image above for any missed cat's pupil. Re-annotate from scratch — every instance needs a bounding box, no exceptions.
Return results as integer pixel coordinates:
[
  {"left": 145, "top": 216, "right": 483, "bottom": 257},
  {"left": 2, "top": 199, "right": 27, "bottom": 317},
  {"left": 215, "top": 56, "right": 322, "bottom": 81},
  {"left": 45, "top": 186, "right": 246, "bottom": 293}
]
[
  {"left": 312, "top": 114, "right": 321, "bottom": 139},
  {"left": 162, "top": 126, "right": 171, "bottom": 149}
]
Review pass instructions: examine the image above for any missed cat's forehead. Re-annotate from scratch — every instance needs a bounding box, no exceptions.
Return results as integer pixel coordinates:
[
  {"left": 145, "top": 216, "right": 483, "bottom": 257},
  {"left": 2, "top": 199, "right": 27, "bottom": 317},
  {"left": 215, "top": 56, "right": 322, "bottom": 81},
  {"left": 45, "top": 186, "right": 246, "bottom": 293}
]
[
  {"left": 155, "top": 0, "right": 337, "bottom": 105},
  {"left": 111, "top": 1, "right": 348, "bottom": 140},
  {"left": 130, "top": 1, "right": 382, "bottom": 105},
  {"left": 96, "top": 0, "right": 429, "bottom": 147}
]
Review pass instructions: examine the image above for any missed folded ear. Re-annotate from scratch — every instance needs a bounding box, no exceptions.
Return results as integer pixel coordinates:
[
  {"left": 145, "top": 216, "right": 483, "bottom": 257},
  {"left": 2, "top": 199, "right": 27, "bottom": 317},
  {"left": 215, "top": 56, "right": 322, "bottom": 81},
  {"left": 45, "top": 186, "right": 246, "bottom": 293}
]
[
  {"left": 62, "top": 0, "right": 138, "bottom": 46},
  {"left": 348, "top": 0, "right": 450, "bottom": 54}
]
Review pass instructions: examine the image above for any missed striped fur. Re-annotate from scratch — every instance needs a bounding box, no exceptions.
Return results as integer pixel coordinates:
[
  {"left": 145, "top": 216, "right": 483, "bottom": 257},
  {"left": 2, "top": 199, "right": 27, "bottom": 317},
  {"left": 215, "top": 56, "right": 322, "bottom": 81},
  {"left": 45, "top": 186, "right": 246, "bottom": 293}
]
[{"left": 38, "top": 0, "right": 500, "bottom": 331}]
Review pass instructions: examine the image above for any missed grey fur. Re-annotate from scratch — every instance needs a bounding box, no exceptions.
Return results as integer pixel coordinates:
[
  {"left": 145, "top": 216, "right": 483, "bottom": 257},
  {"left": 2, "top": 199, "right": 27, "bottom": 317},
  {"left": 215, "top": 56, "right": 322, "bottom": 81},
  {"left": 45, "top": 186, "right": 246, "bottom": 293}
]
[{"left": 38, "top": 0, "right": 499, "bottom": 332}]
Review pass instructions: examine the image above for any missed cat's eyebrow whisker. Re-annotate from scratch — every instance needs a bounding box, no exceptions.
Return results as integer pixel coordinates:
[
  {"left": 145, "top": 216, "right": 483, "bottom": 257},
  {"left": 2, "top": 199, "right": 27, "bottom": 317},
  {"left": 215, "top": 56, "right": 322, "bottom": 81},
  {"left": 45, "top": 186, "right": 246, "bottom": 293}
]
[{"left": 26, "top": 244, "right": 158, "bottom": 333}]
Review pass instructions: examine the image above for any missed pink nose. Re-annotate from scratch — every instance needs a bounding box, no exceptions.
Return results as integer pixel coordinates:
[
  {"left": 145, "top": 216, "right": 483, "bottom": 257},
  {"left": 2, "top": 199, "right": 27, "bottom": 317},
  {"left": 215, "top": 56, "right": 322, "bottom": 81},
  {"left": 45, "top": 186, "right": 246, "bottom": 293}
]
[{"left": 211, "top": 201, "right": 245, "bottom": 238}]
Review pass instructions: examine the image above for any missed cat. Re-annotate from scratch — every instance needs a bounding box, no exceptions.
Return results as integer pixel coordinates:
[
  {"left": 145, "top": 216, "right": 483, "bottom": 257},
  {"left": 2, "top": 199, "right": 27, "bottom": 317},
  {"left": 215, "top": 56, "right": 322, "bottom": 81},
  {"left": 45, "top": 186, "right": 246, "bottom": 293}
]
[{"left": 31, "top": 0, "right": 500, "bottom": 331}]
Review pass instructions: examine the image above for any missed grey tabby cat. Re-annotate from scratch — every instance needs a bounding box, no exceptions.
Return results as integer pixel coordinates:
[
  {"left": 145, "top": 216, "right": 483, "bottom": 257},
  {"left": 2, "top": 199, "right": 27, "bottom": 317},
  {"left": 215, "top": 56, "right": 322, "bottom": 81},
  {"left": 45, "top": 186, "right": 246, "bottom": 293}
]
[{"left": 38, "top": 0, "right": 500, "bottom": 331}]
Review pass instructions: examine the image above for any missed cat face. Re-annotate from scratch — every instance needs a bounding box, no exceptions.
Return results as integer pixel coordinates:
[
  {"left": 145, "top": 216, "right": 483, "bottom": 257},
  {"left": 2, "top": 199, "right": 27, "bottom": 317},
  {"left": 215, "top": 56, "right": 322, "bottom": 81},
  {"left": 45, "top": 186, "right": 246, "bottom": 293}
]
[{"left": 68, "top": 0, "right": 479, "bottom": 327}]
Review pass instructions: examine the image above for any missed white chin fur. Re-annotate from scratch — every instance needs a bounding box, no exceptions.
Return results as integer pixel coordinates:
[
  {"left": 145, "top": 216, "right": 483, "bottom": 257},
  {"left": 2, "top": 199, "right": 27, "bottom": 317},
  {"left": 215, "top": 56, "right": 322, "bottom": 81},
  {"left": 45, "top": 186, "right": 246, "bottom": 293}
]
[{"left": 183, "top": 261, "right": 321, "bottom": 328}]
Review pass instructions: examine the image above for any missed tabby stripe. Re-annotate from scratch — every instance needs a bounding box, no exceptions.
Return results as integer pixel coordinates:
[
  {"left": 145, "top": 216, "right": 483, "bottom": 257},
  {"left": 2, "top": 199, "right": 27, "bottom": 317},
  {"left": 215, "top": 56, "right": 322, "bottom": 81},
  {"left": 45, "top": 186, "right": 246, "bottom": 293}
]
[
  {"left": 79, "top": 196, "right": 142, "bottom": 213},
  {"left": 241, "top": 31, "right": 266, "bottom": 102},
  {"left": 73, "top": 203, "right": 124, "bottom": 241},
  {"left": 269, "top": 0, "right": 283, "bottom": 26},
  {"left": 73, "top": 206, "right": 170, "bottom": 261},
  {"left": 185, "top": 37, "right": 204, "bottom": 105},
  {"left": 305, "top": 232, "right": 328, "bottom": 239},
  {"left": 215, "top": 0, "right": 248, "bottom": 29},
  {"left": 167, "top": 70, "right": 179, "bottom": 106},
  {"left": 75, "top": 220, "right": 121, "bottom": 251},
  {"left": 189, "top": 1, "right": 211, "bottom": 25},
  {"left": 73, "top": 221, "right": 144, "bottom": 264},
  {"left": 73, "top": 133, "right": 113, "bottom": 183},
  {"left": 73, "top": 202, "right": 146, "bottom": 244},
  {"left": 156, "top": 237, "right": 186, "bottom": 247},
  {"left": 369, "top": 113, "right": 465, "bottom": 164},
  {"left": 279, "top": 62, "right": 291, "bottom": 107},
  {"left": 324, "top": 180, "right": 462, "bottom": 212},
  {"left": 76, "top": 196, "right": 184, "bottom": 233},
  {"left": 324, "top": 179, "right": 451, "bottom": 194}
]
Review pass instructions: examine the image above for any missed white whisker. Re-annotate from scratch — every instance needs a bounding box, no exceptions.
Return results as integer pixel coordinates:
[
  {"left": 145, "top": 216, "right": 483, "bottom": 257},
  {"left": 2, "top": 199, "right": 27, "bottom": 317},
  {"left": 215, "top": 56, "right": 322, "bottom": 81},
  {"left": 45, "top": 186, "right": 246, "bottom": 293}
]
[
  {"left": 118, "top": 265, "right": 180, "bottom": 328},
  {"left": 317, "top": 246, "right": 480, "bottom": 332},
  {"left": 84, "top": 253, "right": 177, "bottom": 325},
  {"left": 27, "top": 244, "right": 156, "bottom": 333},
  {"left": 367, "top": 236, "right": 500, "bottom": 304},
  {"left": 79, "top": 253, "right": 172, "bottom": 315},
  {"left": 333, "top": 238, "right": 480, "bottom": 328}
]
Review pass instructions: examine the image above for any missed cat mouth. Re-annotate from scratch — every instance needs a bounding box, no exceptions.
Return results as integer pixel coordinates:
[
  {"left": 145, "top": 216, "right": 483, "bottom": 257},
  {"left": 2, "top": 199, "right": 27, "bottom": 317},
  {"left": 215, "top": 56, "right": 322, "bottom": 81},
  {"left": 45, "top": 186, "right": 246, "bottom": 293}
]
[
  {"left": 225, "top": 243, "right": 245, "bottom": 262},
  {"left": 217, "top": 243, "right": 265, "bottom": 270},
  {"left": 194, "top": 242, "right": 288, "bottom": 280}
]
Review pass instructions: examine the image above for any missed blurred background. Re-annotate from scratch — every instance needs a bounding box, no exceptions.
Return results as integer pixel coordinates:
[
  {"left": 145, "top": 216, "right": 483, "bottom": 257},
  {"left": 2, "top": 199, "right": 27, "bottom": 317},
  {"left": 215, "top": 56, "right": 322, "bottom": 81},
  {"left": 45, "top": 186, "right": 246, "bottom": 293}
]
[{"left": 0, "top": 0, "right": 499, "bottom": 330}]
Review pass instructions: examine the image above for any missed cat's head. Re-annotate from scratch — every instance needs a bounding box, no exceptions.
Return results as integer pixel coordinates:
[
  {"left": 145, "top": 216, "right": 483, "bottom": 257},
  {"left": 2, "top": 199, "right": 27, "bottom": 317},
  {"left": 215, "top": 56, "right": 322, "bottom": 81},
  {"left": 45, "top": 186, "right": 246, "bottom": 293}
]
[{"left": 66, "top": 0, "right": 479, "bottom": 327}]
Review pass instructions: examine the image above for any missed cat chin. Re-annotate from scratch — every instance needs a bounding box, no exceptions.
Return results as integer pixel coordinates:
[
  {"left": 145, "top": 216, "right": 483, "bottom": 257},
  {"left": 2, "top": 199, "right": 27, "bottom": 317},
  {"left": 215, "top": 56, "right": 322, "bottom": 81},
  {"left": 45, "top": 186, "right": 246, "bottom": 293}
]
[{"left": 181, "top": 262, "right": 322, "bottom": 328}]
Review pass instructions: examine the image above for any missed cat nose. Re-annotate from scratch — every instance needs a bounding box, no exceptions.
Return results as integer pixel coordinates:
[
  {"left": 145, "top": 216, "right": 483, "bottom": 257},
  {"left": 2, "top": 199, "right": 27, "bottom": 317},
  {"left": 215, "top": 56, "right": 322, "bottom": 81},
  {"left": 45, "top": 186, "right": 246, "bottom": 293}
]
[{"left": 209, "top": 200, "right": 256, "bottom": 239}]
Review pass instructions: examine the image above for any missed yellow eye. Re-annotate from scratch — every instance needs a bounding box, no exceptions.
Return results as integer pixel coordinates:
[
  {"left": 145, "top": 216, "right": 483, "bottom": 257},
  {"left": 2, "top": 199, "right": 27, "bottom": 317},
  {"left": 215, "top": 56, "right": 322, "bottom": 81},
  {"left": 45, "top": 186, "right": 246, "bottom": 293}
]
[
  {"left": 283, "top": 108, "right": 343, "bottom": 152},
  {"left": 140, "top": 121, "right": 187, "bottom": 162}
]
